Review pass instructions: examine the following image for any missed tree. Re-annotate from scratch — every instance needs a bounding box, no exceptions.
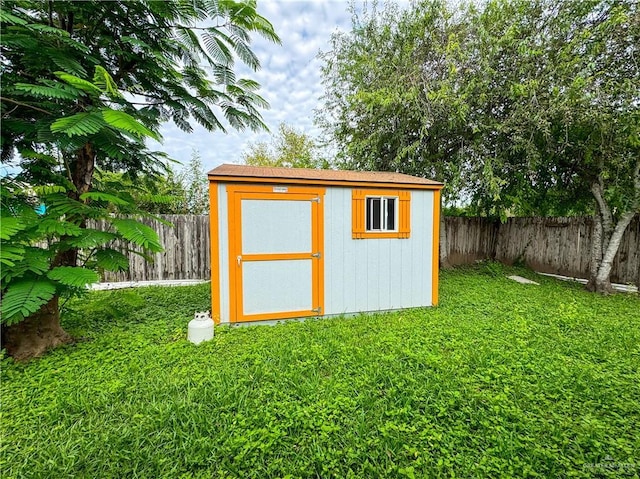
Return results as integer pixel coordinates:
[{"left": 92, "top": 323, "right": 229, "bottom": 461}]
[
  {"left": 95, "top": 151, "right": 209, "bottom": 214},
  {"left": 241, "top": 123, "right": 329, "bottom": 168},
  {"left": 176, "top": 151, "right": 210, "bottom": 214},
  {"left": 94, "top": 169, "right": 188, "bottom": 215},
  {"left": 460, "top": 0, "right": 639, "bottom": 292},
  {"left": 317, "top": 0, "right": 639, "bottom": 291},
  {"left": 0, "top": 0, "right": 279, "bottom": 359}
]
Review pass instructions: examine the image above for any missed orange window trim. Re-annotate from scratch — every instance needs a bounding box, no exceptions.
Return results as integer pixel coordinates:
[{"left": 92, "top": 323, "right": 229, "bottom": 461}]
[
  {"left": 208, "top": 181, "right": 221, "bottom": 324},
  {"left": 352, "top": 189, "right": 411, "bottom": 239}
]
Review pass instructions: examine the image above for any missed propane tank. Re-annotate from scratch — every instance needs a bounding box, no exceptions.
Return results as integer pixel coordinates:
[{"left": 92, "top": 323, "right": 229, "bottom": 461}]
[{"left": 188, "top": 311, "right": 214, "bottom": 344}]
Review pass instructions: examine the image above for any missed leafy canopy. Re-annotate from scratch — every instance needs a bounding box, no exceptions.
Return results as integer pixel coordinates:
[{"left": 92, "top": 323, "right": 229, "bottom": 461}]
[
  {"left": 242, "top": 123, "right": 330, "bottom": 169},
  {"left": 317, "top": 0, "right": 639, "bottom": 219}
]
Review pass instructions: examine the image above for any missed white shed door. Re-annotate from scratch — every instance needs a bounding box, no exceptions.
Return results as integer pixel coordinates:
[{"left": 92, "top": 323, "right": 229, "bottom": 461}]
[{"left": 228, "top": 187, "right": 324, "bottom": 322}]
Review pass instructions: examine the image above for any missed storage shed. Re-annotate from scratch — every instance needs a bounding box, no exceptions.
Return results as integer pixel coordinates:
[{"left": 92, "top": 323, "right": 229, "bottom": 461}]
[{"left": 207, "top": 164, "right": 444, "bottom": 324}]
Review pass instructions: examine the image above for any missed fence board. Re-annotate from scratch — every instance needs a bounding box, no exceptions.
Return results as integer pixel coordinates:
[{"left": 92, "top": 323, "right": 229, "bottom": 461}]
[{"left": 90, "top": 214, "right": 638, "bottom": 286}]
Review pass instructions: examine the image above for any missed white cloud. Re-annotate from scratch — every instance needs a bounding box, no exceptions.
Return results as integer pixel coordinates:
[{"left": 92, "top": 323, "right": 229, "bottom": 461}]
[{"left": 157, "top": 0, "right": 354, "bottom": 174}]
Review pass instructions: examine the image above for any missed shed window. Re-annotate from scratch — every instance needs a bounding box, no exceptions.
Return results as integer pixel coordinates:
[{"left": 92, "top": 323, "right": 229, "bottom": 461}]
[
  {"left": 352, "top": 189, "right": 410, "bottom": 239},
  {"left": 366, "top": 196, "right": 397, "bottom": 232}
]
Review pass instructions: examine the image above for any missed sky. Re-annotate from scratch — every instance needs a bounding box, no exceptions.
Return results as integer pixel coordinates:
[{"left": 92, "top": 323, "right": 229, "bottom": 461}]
[{"left": 153, "top": 0, "right": 356, "bottom": 174}]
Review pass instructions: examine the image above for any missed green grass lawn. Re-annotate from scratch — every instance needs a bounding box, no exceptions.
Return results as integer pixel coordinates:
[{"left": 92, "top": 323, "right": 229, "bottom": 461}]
[{"left": 2, "top": 265, "right": 639, "bottom": 478}]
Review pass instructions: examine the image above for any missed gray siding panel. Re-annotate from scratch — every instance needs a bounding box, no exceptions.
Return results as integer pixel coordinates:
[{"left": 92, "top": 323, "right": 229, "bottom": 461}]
[
  {"left": 218, "top": 183, "right": 230, "bottom": 323},
  {"left": 323, "top": 188, "right": 434, "bottom": 315}
]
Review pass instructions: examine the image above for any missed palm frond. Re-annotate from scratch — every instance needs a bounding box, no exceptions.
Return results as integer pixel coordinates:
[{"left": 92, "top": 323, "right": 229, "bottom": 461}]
[
  {"left": 54, "top": 71, "right": 102, "bottom": 95},
  {"left": 63, "top": 229, "right": 117, "bottom": 249},
  {"left": 0, "top": 279, "right": 56, "bottom": 326},
  {"left": 36, "top": 219, "right": 84, "bottom": 237},
  {"left": 49, "top": 52, "right": 89, "bottom": 77},
  {"left": 14, "top": 83, "right": 80, "bottom": 100},
  {"left": 0, "top": 10, "right": 28, "bottom": 25},
  {"left": 50, "top": 112, "right": 106, "bottom": 137},
  {"left": 95, "top": 249, "right": 130, "bottom": 272},
  {"left": 93, "top": 66, "right": 122, "bottom": 98},
  {"left": 202, "top": 31, "right": 234, "bottom": 66},
  {"left": 0, "top": 217, "right": 26, "bottom": 240},
  {"left": 101, "top": 109, "right": 160, "bottom": 140},
  {"left": 32, "top": 185, "right": 68, "bottom": 196},
  {"left": 0, "top": 244, "right": 26, "bottom": 267},
  {"left": 79, "top": 191, "right": 130, "bottom": 206},
  {"left": 0, "top": 248, "right": 51, "bottom": 284},
  {"left": 47, "top": 266, "right": 100, "bottom": 288},
  {"left": 110, "top": 218, "right": 163, "bottom": 252}
]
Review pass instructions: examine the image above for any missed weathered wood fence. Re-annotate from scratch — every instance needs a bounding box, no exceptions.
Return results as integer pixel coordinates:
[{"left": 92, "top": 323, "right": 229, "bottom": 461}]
[
  {"left": 93, "top": 215, "right": 639, "bottom": 285},
  {"left": 90, "top": 215, "right": 211, "bottom": 282},
  {"left": 445, "top": 216, "right": 639, "bottom": 285}
]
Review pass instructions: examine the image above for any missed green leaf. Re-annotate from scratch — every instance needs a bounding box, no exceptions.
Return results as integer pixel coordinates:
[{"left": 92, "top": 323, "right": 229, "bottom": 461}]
[
  {"left": 36, "top": 219, "right": 84, "bottom": 237},
  {"left": 0, "top": 245, "right": 26, "bottom": 267},
  {"left": 54, "top": 71, "right": 102, "bottom": 95},
  {"left": 47, "top": 267, "right": 100, "bottom": 288},
  {"left": 95, "top": 249, "right": 130, "bottom": 272},
  {"left": 80, "top": 191, "right": 130, "bottom": 206},
  {"left": 14, "top": 83, "right": 80, "bottom": 100},
  {"left": 26, "top": 23, "right": 71, "bottom": 37},
  {"left": 0, "top": 217, "right": 26, "bottom": 240},
  {"left": 0, "top": 248, "right": 51, "bottom": 284},
  {"left": 50, "top": 112, "right": 106, "bottom": 137},
  {"left": 32, "top": 185, "right": 68, "bottom": 196},
  {"left": 120, "top": 36, "right": 152, "bottom": 50},
  {"left": 101, "top": 110, "right": 160, "bottom": 140},
  {"left": 45, "top": 195, "right": 89, "bottom": 216},
  {"left": 93, "top": 66, "right": 121, "bottom": 97},
  {"left": 110, "top": 218, "right": 163, "bottom": 253},
  {"left": 0, "top": 10, "right": 28, "bottom": 25},
  {"left": 49, "top": 53, "right": 88, "bottom": 77},
  {"left": 0, "top": 280, "right": 56, "bottom": 326},
  {"left": 63, "top": 229, "right": 118, "bottom": 249}
]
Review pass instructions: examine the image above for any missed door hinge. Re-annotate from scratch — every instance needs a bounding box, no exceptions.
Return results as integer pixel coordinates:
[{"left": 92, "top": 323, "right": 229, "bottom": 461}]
[
  {"left": 311, "top": 197, "right": 321, "bottom": 203},
  {"left": 311, "top": 252, "right": 321, "bottom": 259},
  {"left": 311, "top": 306, "right": 322, "bottom": 314}
]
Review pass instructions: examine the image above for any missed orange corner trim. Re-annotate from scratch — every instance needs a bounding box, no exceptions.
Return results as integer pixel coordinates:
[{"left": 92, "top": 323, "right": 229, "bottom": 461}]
[{"left": 432, "top": 190, "right": 441, "bottom": 306}]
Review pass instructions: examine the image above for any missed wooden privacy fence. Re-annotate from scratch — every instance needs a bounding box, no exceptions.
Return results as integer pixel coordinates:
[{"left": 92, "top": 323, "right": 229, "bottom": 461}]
[
  {"left": 445, "top": 215, "right": 639, "bottom": 285},
  {"left": 90, "top": 215, "right": 211, "bottom": 282},
  {"left": 92, "top": 215, "right": 639, "bottom": 285}
]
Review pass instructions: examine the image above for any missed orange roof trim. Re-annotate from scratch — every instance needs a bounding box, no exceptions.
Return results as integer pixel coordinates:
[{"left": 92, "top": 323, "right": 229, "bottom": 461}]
[{"left": 208, "top": 164, "right": 444, "bottom": 190}]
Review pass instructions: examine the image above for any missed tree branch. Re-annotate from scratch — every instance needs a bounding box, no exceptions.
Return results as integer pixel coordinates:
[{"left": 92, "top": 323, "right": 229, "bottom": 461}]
[
  {"left": 590, "top": 179, "right": 613, "bottom": 237},
  {"left": 0, "top": 97, "right": 53, "bottom": 115}
]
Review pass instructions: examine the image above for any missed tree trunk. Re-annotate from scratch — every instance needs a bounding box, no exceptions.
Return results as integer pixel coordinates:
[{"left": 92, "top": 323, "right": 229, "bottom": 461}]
[
  {"left": 586, "top": 176, "right": 638, "bottom": 294},
  {"left": 586, "top": 211, "right": 603, "bottom": 291},
  {"left": 593, "top": 211, "right": 636, "bottom": 293},
  {"left": 3, "top": 142, "right": 96, "bottom": 360},
  {"left": 2, "top": 297, "right": 72, "bottom": 361}
]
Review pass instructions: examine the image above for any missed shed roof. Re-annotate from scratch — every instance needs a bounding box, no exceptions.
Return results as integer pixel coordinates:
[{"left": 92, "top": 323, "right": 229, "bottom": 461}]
[{"left": 208, "top": 164, "right": 443, "bottom": 190}]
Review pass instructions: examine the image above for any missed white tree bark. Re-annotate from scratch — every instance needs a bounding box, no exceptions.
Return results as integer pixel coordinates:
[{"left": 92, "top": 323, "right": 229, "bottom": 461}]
[
  {"left": 594, "top": 210, "right": 636, "bottom": 290},
  {"left": 588, "top": 161, "right": 640, "bottom": 293},
  {"left": 588, "top": 210, "right": 603, "bottom": 286}
]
